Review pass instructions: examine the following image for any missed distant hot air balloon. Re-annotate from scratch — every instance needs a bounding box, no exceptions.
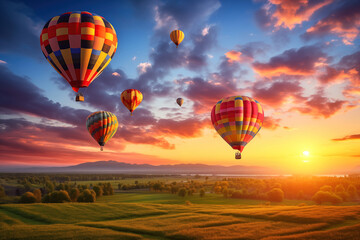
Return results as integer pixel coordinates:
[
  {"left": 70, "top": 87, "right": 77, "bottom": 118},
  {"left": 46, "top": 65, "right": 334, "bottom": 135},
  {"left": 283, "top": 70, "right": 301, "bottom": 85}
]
[
  {"left": 86, "top": 111, "right": 118, "bottom": 151},
  {"left": 121, "top": 89, "right": 143, "bottom": 115},
  {"left": 170, "top": 30, "right": 184, "bottom": 48},
  {"left": 40, "top": 11, "right": 118, "bottom": 101},
  {"left": 211, "top": 96, "right": 264, "bottom": 159},
  {"left": 176, "top": 98, "right": 184, "bottom": 107}
]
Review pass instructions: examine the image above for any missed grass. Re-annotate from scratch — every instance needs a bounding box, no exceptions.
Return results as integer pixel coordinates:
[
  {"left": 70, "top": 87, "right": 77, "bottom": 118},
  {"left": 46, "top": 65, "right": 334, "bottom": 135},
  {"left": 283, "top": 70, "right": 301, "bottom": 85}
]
[{"left": 0, "top": 192, "right": 359, "bottom": 239}]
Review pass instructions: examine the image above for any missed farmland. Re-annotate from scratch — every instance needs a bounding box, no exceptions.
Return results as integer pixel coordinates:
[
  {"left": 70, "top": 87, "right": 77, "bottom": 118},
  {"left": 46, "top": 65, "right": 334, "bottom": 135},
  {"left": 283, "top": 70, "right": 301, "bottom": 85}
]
[{"left": 1, "top": 192, "right": 360, "bottom": 240}]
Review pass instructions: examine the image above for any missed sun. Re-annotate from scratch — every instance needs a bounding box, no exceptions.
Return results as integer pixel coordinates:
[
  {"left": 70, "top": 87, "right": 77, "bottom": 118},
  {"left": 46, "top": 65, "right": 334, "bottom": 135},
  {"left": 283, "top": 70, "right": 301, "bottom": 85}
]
[{"left": 302, "top": 151, "right": 310, "bottom": 156}]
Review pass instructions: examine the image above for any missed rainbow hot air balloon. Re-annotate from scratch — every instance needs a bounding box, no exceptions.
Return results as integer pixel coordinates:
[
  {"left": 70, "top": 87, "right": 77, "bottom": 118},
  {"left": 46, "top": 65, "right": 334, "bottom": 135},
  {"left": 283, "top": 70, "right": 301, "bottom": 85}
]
[
  {"left": 40, "top": 11, "right": 118, "bottom": 101},
  {"left": 170, "top": 30, "right": 184, "bottom": 48},
  {"left": 211, "top": 96, "right": 264, "bottom": 159},
  {"left": 176, "top": 98, "right": 184, "bottom": 107},
  {"left": 121, "top": 89, "right": 143, "bottom": 115},
  {"left": 86, "top": 111, "right": 118, "bottom": 151}
]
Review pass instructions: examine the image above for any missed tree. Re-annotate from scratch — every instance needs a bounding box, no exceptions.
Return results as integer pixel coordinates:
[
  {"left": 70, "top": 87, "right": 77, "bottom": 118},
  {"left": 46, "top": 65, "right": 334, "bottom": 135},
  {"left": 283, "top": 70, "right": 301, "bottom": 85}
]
[
  {"left": 199, "top": 188, "right": 205, "bottom": 198},
  {"left": 223, "top": 188, "right": 229, "bottom": 198},
  {"left": 20, "top": 192, "right": 37, "bottom": 203},
  {"left": 92, "top": 186, "right": 103, "bottom": 197},
  {"left": 347, "top": 184, "right": 357, "bottom": 200},
  {"left": 0, "top": 185, "right": 6, "bottom": 198},
  {"left": 320, "top": 185, "right": 333, "bottom": 192},
  {"left": 118, "top": 183, "right": 122, "bottom": 190},
  {"left": 49, "top": 190, "right": 71, "bottom": 203},
  {"left": 267, "top": 188, "right": 284, "bottom": 202},
  {"left": 33, "top": 189, "right": 42, "bottom": 203},
  {"left": 69, "top": 188, "right": 80, "bottom": 202},
  {"left": 178, "top": 188, "right": 187, "bottom": 197},
  {"left": 78, "top": 189, "right": 96, "bottom": 202},
  {"left": 45, "top": 181, "right": 55, "bottom": 193},
  {"left": 312, "top": 191, "right": 342, "bottom": 205}
]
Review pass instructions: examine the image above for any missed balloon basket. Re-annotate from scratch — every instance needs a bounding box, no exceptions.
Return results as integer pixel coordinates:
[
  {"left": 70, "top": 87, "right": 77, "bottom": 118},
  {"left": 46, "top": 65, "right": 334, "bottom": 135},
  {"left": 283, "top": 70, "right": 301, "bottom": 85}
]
[
  {"left": 100, "top": 146, "right": 103, "bottom": 151},
  {"left": 235, "top": 152, "right": 241, "bottom": 159},
  {"left": 76, "top": 93, "right": 84, "bottom": 102}
]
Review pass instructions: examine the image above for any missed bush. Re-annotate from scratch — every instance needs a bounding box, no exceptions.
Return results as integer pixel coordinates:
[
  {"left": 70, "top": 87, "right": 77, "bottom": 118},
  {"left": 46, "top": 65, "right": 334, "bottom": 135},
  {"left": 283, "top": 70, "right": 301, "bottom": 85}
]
[
  {"left": 33, "top": 189, "right": 42, "bottom": 203},
  {"left": 178, "top": 188, "right": 187, "bottom": 197},
  {"left": 92, "top": 186, "right": 103, "bottom": 197},
  {"left": 69, "top": 188, "right": 80, "bottom": 202},
  {"left": 49, "top": 190, "right": 71, "bottom": 203},
  {"left": 0, "top": 185, "right": 6, "bottom": 198},
  {"left": 20, "top": 192, "right": 37, "bottom": 203},
  {"left": 267, "top": 188, "right": 284, "bottom": 202},
  {"left": 199, "top": 188, "right": 205, "bottom": 197},
  {"left": 185, "top": 200, "right": 192, "bottom": 206},
  {"left": 312, "top": 191, "right": 343, "bottom": 205},
  {"left": 78, "top": 189, "right": 96, "bottom": 202}
]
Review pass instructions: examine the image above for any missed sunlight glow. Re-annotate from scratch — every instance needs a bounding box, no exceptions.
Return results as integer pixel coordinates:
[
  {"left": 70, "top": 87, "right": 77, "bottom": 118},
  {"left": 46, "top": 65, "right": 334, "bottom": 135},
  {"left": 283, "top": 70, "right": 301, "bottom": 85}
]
[{"left": 302, "top": 151, "right": 310, "bottom": 156}]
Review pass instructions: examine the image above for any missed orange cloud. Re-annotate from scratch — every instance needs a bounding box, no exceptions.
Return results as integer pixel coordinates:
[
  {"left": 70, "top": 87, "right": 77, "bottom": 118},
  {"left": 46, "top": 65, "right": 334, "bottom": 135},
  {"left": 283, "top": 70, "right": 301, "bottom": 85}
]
[
  {"left": 270, "top": 0, "right": 333, "bottom": 30},
  {"left": 225, "top": 50, "right": 243, "bottom": 63}
]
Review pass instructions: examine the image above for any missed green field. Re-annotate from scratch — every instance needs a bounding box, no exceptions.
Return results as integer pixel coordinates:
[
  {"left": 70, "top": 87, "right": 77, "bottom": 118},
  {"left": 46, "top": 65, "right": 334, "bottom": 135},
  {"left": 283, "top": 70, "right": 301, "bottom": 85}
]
[{"left": 1, "top": 192, "right": 360, "bottom": 240}]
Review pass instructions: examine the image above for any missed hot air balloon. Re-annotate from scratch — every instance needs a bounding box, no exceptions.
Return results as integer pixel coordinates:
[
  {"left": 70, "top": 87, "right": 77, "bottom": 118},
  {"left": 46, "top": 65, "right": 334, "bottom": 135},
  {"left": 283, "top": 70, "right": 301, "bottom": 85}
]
[
  {"left": 40, "top": 11, "right": 118, "bottom": 101},
  {"left": 121, "top": 89, "right": 143, "bottom": 115},
  {"left": 170, "top": 30, "right": 184, "bottom": 48},
  {"left": 86, "top": 111, "right": 118, "bottom": 151},
  {"left": 176, "top": 98, "right": 184, "bottom": 107},
  {"left": 211, "top": 96, "right": 264, "bottom": 159}
]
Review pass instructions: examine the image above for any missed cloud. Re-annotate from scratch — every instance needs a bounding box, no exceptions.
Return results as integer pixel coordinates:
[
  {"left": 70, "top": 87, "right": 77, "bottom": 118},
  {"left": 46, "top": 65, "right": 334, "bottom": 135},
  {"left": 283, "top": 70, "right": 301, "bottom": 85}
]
[
  {"left": 0, "top": 60, "right": 6, "bottom": 64},
  {"left": 256, "top": 0, "right": 333, "bottom": 30},
  {"left": 132, "top": 56, "right": 137, "bottom": 61},
  {"left": 112, "top": 72, "right": 121, "bottom": 77},
  {"left": 225, "top": 51, "right": 243, "bottom": 63},
  {"left": 303, "top": 1, "right": 360, "bottom": 45},
  {"left": 262, "top": 116, "right": 281, "bottom": 130},
  {"left": 137, "top": 62, "right": 152, "bottom": 74},
  {"left": 332, "top": 134, "right": 360, "bottom": 141},
  {"left": 202, "top": 25, "right": 211, "bottom": 36},
  {"left": 293, "top": 89, "right": 347, "bottom": 118},
  {"left": 0, "top": 0, "right": 43, "bottom": 57},
  {"left": 252, "top": 45, "right": 327, "bottom": 77},
  {"left": 153, "top": 0, "right": 221, "bottom": 32},
  {"left": 252, "top": 80, "right": 305, "bottom": 108}
]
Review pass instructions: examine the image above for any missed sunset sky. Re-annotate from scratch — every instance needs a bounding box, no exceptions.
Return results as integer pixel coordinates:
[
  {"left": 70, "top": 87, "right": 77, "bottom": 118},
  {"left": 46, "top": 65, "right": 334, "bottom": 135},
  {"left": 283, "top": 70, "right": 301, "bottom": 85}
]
[{"left": 0, "top": 0, "right": 359, "bottom": 174}]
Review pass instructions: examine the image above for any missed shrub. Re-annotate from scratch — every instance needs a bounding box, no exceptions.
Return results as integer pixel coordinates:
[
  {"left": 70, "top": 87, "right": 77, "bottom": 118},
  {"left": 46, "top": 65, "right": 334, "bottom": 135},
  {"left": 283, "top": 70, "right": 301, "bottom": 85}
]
[
  {"left": 33, "top": 189, "right": 42, "bottom": 203},
  {"left": 69, "top": 188, "right": 80, "bottom": 202},
  {"left": 92, "top": 186, "right": 103, "bottom": 197},
  {"left": 49, "top": 190, "right": 71, "bottom": 203},
  {"left": 199, "top": 188, "right": 205, "bottom": 197},
  {"left": 0, "top": 185, "right": 6, "bottom": 198},
  {"left": 312, "top": 191, "right": 343, "bottom": 205},
  {"left": 185, "top": 200, "right": 192, "bottom": 206},
  {"left": 267, "top": 188, "right": 284, "bottom": 202},
  {"left": 78, "top": 189, "right": 96, "bottom": 202},
  {"left": 20, "top": 192, "right": 37, "bottom": 203},
  {"left": 178, "top": 188, "right": 187, "bottom": 197}
]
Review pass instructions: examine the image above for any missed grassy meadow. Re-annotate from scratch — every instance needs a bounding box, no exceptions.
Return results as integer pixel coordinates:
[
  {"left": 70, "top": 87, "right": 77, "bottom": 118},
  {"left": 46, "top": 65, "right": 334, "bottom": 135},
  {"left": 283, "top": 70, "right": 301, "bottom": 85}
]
[{"left": 1, "top": 174, "right": 360, "bottom": 239}]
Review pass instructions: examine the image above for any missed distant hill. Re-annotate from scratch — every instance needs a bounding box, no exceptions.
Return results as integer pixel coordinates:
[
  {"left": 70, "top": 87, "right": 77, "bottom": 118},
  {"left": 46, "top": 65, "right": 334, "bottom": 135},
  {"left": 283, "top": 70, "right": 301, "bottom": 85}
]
[{"left": 0, "top": 160, "right": 274, "bottom": 174}]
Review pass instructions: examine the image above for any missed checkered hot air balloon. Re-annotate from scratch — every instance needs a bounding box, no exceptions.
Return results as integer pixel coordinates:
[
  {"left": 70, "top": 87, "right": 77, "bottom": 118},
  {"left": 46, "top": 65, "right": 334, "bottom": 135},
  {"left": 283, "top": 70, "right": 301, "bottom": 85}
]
[
  {"left": 170, "top": 30, "right": 184, "bottom": 48},
  {"left": 40, "top": 11, "right": 118, "bottom": 102},
  {"left": 211, "top": 96, "right": 264, "bottom": 159},
  {"left": 121, "top": 89, "right": 143, "bottom": 116},
  {"left": 86, "top": 111, "right": 118, "bottom": 151}
]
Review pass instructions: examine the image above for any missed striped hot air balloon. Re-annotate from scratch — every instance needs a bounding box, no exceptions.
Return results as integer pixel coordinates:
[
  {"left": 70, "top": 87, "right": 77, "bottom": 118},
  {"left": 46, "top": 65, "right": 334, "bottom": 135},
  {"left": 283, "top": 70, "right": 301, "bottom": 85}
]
[
  {"left": 40, "top": 11, "right": 118, "bottom": 101},
  {"left": 170, "top": 30, "right": 184, "bottom": 48},
  {"left": 211, "top": 96, "right": 264, "bottom": 159},
  {"left": 86, "top": 111, "right": 118, "bottom": 151},
  {"left": 121, "top": 89, "right": 143, "bottom": 115}
]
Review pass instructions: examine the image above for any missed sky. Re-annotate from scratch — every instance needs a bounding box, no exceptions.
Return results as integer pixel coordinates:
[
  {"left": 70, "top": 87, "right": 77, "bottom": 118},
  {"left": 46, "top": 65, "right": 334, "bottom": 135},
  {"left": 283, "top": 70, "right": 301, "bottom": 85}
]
[{"left": 0, "top": 0, "right": 359, "bottom": 174}]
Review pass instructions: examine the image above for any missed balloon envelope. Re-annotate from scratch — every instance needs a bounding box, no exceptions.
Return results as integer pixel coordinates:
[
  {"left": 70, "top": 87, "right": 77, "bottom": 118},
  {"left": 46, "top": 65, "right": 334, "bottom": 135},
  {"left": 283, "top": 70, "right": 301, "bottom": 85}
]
[
  {"left": 121, "top": 89, "right": 143, "bottom": 115},
  {"left": 170, "top": 30, "right": 184, "bottom": 48},
  {"left": 211, "top": 96, "right": 264, "bottom": 158},
  {"left": 86, "top": 111, "right": 118, "bottom": 150},
  {"left": 176, "top": 98, "right": 184, "bottom": 107},
  {"left": 40, "top": 11, "right": 118, "bottom": 97}
]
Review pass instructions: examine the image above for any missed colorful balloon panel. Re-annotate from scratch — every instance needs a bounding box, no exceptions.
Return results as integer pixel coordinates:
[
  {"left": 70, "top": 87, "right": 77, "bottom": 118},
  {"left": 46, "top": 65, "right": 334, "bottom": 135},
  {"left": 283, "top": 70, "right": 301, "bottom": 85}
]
[
  {"left": 40, "top": 11, "right": 118, "bottom": 92},
  {"left": 170, "top": 30, "right": 184, "bottom": 48},
  {"left": 176, "top": 98, "right": 184, "bottom": 107},
  {"left": 211, "top": 96, "right": 264, "bottom": 154},
  {"left": 86, "top": 111, "right": 118, "bottom": 148},
  {"left": 121, "top": 89, "right": 143, "bottom": 115}
]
